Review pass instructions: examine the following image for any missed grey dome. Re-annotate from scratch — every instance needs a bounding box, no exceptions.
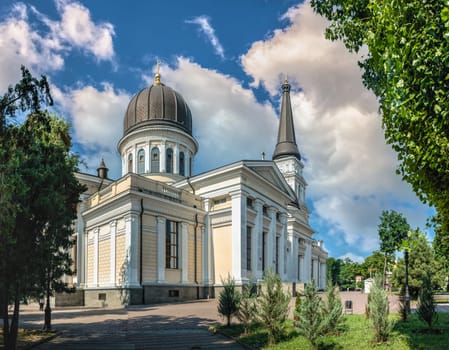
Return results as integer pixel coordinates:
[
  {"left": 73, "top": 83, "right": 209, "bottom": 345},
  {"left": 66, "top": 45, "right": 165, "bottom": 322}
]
[{"left": 124, "top": 77, "right": 192, "bottom": 135}]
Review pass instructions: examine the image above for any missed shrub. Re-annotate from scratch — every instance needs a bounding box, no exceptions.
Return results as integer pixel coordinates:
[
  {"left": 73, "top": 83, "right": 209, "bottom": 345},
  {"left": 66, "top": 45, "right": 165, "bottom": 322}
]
[
  {"left": 417, "top": 272, "right": 438, "bottom": 329},
  {"left": 237, "top": 286, "right": 256, "bottom": 334},
  {"left": 217, "top": 275, "right": 241, "bottom": 327},
  {"left": 295, "top": 280, "right": 327, "bottom": 350},
  {"left": 368, "top": 276, "right": 393, "bottom": 343},
  {"left": 323, "top": 281, "right": 343, "bottom": 334},
  {"left": 256, "top": 270, "right": 290, "bottom": 345}
]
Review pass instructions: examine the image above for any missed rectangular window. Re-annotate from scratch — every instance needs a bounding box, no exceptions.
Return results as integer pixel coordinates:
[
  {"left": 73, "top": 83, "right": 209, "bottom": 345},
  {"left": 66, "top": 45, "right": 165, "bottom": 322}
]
[
  {"left": 213, "top": 197, "right": 227, "bottom": 205},
  {"left": 246, "top": 197, "right": 253, "bottom": 209},
  {"left": 246, "top": 226, "right": 252, "bottom": 271},
  {"left": 165, "top": 220, "right": 178, "bottom": 269}
]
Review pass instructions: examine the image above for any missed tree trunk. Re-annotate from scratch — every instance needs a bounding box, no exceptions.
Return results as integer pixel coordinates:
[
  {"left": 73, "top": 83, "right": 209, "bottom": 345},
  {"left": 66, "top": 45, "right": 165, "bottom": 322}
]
[
  {"left": 1, "top": 286, "right": 9, "bottom": 347},
  {"left": 44, "top": 287, "right": 51, "bottom": 331},
  {"left": 5, "top": 289, "right": 20, "bottom": 350}
]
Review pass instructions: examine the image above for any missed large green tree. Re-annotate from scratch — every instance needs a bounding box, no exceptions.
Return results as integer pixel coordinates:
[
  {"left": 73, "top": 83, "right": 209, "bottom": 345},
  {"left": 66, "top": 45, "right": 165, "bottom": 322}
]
[
  {"left": 310, "top": 0, "right": 449, "bottom": 263},
  {"left": 392, "top": 229, "right": 446, "bottom": 298},
  {"left": 377, "top": 210, "right": 410, "bottom": 286},
  {"left": 0, "top": 67, "right": 84, "bottom": 348}
]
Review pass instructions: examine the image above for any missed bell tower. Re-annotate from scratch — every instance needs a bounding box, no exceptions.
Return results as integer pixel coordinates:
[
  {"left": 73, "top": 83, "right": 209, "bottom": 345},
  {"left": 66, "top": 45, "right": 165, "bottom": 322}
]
[{"left": 273, "top": 80, "right": 307, "bottom": 204}]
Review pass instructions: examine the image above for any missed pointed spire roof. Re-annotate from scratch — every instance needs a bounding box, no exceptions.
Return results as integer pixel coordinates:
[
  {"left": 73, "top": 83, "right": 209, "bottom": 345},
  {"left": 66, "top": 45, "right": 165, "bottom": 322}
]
[{"left": 272, "top": 80, "right": 301, "bottom": 161}]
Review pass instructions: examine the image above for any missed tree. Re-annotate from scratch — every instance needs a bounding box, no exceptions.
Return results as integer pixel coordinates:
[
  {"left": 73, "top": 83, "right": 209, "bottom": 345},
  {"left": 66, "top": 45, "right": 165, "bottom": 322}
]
[
  {"left": 327, "top": 257, "right": 341, "bottom": 286},
  {"left": 362, "top": 251, "right": 390, "bottom": 280},
  {"left": 368, "top": 276, "right": 393, "bottom": 343},
  {"left": 392, "top": 229, "right": 446, "bottom": 299},
  {"left": 417, "top": 272, "right": 438, "bottom": 329},
  {"left": 310, "top": 0, "right": 449, "bottom": 267},
  {"left": 0, "top": 67, "right": 83, "bottom": 348},
  {"left": 294, "top": 280, "right": 326, "bottom": 350},
  {"left": 377, "top": 210, "right": 410, "bottom": 287},
  {"left": 217, "top": 275, "right": 240, "bottom": 327},
  {"left": 256, "top": 271, "right": 290, "bottom": 345},
  {"left": 322, "top": 280, "right": 343, "bottom": 335},
  {"left": 236, "top": 287, "right": 256, "bottom": 334}
]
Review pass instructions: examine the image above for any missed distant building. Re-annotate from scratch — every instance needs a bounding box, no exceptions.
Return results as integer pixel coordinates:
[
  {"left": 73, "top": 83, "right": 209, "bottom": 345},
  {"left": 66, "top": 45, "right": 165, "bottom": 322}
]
[{"left": 66, "top": 72, "right": 327, "bottom": 307}]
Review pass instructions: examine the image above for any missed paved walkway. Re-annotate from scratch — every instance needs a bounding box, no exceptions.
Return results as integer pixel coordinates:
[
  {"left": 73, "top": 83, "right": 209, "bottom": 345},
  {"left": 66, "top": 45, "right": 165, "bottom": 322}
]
[
  {"left": 20, "top": 300, "right": 244, "bottom": 350},
  {"left": 17, "top": 292, "right": 449, "bottom": 349}
]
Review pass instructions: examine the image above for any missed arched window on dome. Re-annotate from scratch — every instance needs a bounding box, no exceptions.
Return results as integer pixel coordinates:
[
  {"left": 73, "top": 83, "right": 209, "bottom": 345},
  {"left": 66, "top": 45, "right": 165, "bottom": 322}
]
[
  {"left": 137, "top": 149, "right": 145, "bottom": 174},
  {"left": 166, "top": 148, "right": 173, "bottom": 173},
  {"left": 151, "top": 147, "right": 159, "bottom": 173},
  {"left": 128, "top": 153, "right": 133, "bottom": 173},
  {"left": 179, "top": 152, "right": 185, "bottom": 176}
]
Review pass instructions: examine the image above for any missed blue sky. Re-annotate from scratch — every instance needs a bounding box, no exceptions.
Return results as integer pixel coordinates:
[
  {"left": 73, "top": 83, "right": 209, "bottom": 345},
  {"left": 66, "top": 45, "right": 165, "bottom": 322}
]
[{"left": 0, "top": 0, "right": 434, "bottom": 262}]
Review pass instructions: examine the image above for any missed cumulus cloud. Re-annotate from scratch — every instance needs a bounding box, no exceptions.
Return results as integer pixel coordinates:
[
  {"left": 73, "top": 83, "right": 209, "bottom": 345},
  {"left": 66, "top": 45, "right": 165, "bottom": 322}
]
[
  {"left": 241, "top": 1, "right": 430, "bottom": 255},
  {"left": 53, "top": 83, "right": 129, "bottom": 178},
  {"left": 186, "top": 16, "right": 225, "bottom": 59},
  {"left": 0, "top": 0, "right": 115, "bottom": 91},
  {"left": 144, "top": 58, "right": 278, "bottom": 173}
]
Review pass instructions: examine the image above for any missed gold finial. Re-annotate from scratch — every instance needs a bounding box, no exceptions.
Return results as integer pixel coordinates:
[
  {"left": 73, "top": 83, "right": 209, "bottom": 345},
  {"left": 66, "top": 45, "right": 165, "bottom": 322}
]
[{"left": 154, "top": 59, "right": 161, "bottom": 85}]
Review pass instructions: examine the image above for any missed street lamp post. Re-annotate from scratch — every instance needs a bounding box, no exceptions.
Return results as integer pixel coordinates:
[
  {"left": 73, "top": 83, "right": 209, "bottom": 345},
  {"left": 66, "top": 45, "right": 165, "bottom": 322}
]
[{"left": 404, "top": 249, "right": 410, "bottom": 315}]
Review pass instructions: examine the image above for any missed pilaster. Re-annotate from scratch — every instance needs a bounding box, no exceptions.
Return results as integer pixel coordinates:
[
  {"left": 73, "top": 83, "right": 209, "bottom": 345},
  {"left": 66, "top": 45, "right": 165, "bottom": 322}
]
[
  {"left": 110, "top": 220, "right": 117, "bottom": 285},
  {"left": 125, "top": 213, "right": 140, "bottom": 287},
  {"left": 157, "top": 216, "right": 166, "bottom": 282},
  {"left": 253, "top": 199, "right": 263, "bottom": 280},
  {"left": 267, "top": 207, "right": 276, "bottom": 273},
  {"left": 181, "top": 222, "right": 188, "bottom": 283},
  {"left": 93, "top": 227, "right": 99, "bottom": 286},
  {"left": 231, "top": 191, "right": 246, "bottom": 283}
]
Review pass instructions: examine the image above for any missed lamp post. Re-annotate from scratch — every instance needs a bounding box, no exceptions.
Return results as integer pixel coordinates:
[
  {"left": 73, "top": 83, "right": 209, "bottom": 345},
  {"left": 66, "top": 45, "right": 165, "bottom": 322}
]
[{"left": 404, "top": 248, "right": 410, "bottom": 315}]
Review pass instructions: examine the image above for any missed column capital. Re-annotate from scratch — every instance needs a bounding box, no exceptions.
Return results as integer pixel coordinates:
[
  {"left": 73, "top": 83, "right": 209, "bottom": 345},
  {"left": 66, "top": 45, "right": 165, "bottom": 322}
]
[
  {"left": 124, "top": 213, "right": 138, "bottom": 222},
  {"left": 110, "top": 220, "right": 117, "bottom": 228},
  {"left": 267, "top": 206, "right": 276, "bottom": 216},
  {"left": 157, "top": 216, "right": 166, "bottom": 225},
  {"left": 254, "top": 198, "right": 264, "bottom": 209},
  {"left": 279, "top": 213, "right": 288, "bottom": 225}
]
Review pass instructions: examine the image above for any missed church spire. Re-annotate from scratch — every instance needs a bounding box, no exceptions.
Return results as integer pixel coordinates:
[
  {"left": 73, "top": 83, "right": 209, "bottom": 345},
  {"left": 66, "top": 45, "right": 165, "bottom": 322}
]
[{"left": 272, "top": 80, "right": 301, "bottom": 161}]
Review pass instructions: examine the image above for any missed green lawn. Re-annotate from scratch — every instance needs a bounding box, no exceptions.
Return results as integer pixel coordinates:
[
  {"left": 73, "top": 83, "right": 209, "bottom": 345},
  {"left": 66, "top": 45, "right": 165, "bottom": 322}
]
[{"left": 216, "top": 313, "right": 449, "bottom": 350}]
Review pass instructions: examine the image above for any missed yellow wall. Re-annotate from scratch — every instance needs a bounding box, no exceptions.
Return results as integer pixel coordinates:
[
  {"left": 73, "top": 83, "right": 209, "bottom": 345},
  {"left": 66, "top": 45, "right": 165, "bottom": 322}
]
[
  {"left": 212, "top": 225, "right": 232, "bottom": 282},
  {"left": 142, "top": 215, "right": 157, "bottom": 282},
  {"left": 187, "top": 224, "right": 203, "bottom": 283},
  {"left": 166, "top": 269, "right": 181, "bottom": 283},
  {"left": 98, "top": 240, "right": 110, "bottom": 285},
  {"left": 115, "top": 234, "right": 126, "bottom": 285},
  {"left": 87, "top": 242, "right": 94, "bottom": 285}
]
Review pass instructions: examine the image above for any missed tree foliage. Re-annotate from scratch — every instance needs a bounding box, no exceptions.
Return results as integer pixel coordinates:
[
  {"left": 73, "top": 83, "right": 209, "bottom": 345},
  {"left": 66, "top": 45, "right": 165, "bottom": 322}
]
[
  {"left": 236, "top": 287, "right": 256, "bottom": 334},
  {"left": 0, "top": 67, "right": 83, "bottom": 348},
  {"left": 323, "top": 281, "right": 343, "bottom": 334},
  {"left": 256, "top": 271, "right": 290, "bottom": 345},
  {"left": 217, "top": 275, "right": 240, "bottom": 327},
  {"left": 417, "top": 272, "right": 438, "bottom": 329},
  {"left": 368, "top": 276, "right": 393, "bottom": 343},
  {"left": 392, "top": 229, "right": 446, "bottom": 298},
  {"left": 310, "top": 0, "right": 449, "bottom": 265}
]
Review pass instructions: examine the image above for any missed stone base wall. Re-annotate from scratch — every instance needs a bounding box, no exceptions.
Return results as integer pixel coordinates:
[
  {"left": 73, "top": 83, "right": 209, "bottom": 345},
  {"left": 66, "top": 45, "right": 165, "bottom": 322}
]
[
  {"left": 143, "top": 285, "right": 213, "bottom": 304},
  {"left": 84, "top": 288, "right": 142, "bottom": 308},
  {"left": 55, "top": 290, "right": 84, "bottom": 307}
]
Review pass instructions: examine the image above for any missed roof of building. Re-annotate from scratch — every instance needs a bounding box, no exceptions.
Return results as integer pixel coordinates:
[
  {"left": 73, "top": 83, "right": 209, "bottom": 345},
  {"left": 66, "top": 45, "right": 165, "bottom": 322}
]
[
  {"left": 123, "top": 71, "right": 192, "bottom": 136},
  {"left": 272, "top": 80, "right": 301, "bottom": 161}
]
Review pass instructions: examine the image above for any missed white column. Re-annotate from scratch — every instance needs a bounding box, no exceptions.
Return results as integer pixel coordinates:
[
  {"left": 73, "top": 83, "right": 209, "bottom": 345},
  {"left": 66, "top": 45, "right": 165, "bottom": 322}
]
[
  {"left": 93, "top": 227, "right": 99, "bottom": 286},
  {"left": 280, "top": 214, "right": 287, "bottom": 279},
  {"left": 253, "top": 199, "right": 263, "bottom": 280},
  {"left": 110, "top": 220, "right": 117, "bottom": 285},
  {"left": 156, "top": 216, "right": 166, "bottom": 282},
  {"left": 290, "top": 234, "right": 298, "bottom": 281},
  {"left": 231, "top": 191, "right": 246, "bottom": 283},
  {"left": 174, "top": 143, "right": 179, "bottom": 174},
  {"left": 125, "top": 213, "right": 139, "bottom": 287},
  {"left": 181, "top": 222, "right": 188, "bottom": 283},
  {"left": 202, "top": 199, "right": 211, "bottom": 285},
  {"left": 267, "top": 208, "right": 276, "bottom": 273},
  {"left": 160, "top": 142, "right": 166, "bottom": 173},
  {"left": 76, "top": 194, "right": 88, "bottom": 287},
  {"left": 304, "top": 240, "right": 312, "bottom": 283},
  {"left": 144, "top": 143, "right": 150, "bottom": 173}
]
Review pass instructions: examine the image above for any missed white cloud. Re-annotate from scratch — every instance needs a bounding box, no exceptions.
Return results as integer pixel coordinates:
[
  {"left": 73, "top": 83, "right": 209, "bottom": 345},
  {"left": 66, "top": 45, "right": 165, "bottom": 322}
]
[
  {"left": 53, "top": 83, "right": 129, "bottom": 178},
  {"left": 0, "top": 1, "right": 115, "bottom": 91},
  {"left": 144, "top": 58, "right": 278, "bottom": 173},
  {"left": 241, "top": 1, "right": 430, "bottom": 255},
  {"left": 186, "top": 16, "right": 225, "bottom": 59},
  {"left": 338, "top": 252, "right": 365, "bottom": 264}
]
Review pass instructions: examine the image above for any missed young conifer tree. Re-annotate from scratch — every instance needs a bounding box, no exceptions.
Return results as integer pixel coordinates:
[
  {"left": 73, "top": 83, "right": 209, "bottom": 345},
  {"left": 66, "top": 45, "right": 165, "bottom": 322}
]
[
  {"left": 217, "top": 275, "right": 241, "bottom": 327},
  {"left": 237, "top": 286, "right": 256, "bottom": 334},
  {"left": 256, "top": 270, "right": 290, "bottom": 345},
  {"left": 294, "top": 280, "right": 326, "bottom": 350},
  {"left": 417, "top": 272, "right": 438, "bottom": 329},
  {"left": 323, "top": 280, "right": 343, "bottom": 334},
  {"left": 368, "top": 276, "right": 393, "bottom": 343}
]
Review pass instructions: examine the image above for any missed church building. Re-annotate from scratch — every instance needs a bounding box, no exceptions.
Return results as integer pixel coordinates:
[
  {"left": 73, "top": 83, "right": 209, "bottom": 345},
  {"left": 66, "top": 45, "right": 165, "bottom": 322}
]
[{"left": 68, "top": 70, "right": 327, "bottom": 307}]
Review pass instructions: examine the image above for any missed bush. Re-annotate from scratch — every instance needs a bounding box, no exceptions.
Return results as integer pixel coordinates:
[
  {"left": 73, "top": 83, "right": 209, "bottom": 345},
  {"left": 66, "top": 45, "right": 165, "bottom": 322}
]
[
  {"left": 417, "top": 272, "right": 438, "bottom": 329},
  {"left": 237, "top": 286, "right": 256, "bottom": 334},
  {"left": 368, "top": 276, "right": 393, "bottom": 343},
  {"left": 295, "top": 280, "right": 327, "bottom": 350},
  {"left": 323, "top": 281, "right": 343, "bottom": 334},
  {"left": 256, "top": 270, "right": 290, "bottom": 345},
  {"left": 217, "top": 275, "right": 241, "bottom": 327}
]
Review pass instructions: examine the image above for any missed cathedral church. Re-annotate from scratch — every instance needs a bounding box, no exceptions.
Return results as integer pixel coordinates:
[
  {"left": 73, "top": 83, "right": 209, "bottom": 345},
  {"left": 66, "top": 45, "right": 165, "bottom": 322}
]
[{"left": 66, "top": 70, "right": 327, "bottom": 307}]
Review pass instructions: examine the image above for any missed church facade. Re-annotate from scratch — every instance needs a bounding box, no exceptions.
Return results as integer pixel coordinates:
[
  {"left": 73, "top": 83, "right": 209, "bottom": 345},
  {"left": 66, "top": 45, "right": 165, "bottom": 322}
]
[{"left": 68, "top": 71, "right": 327, "bottom": 307}]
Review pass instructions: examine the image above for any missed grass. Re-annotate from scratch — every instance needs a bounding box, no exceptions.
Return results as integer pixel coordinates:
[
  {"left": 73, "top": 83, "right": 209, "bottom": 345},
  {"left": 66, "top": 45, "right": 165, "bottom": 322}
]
[
  {"left": 0, "top": 329, "right": 55, "bottom": 349},
  {"left": 216, "top": 313, "right": 449, "bottom": 350}
]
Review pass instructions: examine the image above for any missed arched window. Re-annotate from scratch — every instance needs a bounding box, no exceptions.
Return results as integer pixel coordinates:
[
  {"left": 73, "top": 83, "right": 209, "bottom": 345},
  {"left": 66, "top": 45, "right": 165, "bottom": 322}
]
[
  {"left": 179, "top": 152, "right": 185, "bottom": 176},
  {"left": 151, "top": 147, "right": 160, "bottom": 173},
  {"left": 137, "top": 149, "right": 145, "bottom": 174},
  {"left": 127, "top": 153, "right": 133, "bottom": 173},
  {"left": 166, "top": 148, "right": 173, "bottom": 173},
  {"left": 189, "top": 157, "right": 193, "bottom": 176}
]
